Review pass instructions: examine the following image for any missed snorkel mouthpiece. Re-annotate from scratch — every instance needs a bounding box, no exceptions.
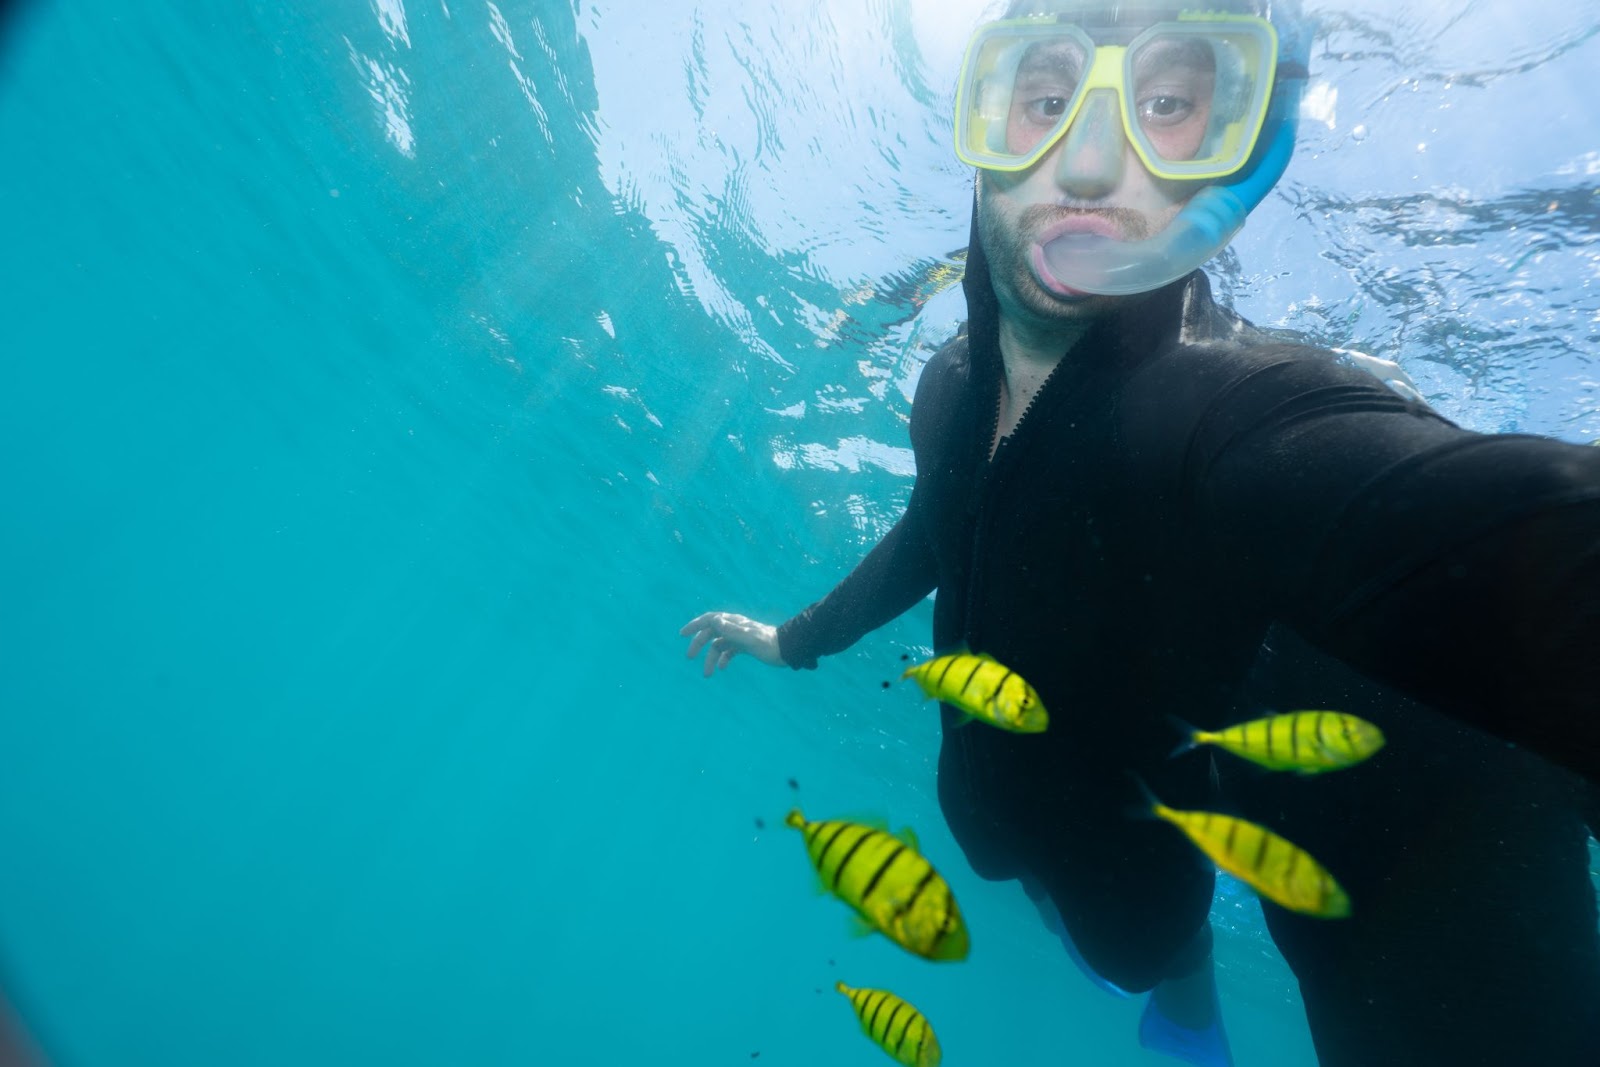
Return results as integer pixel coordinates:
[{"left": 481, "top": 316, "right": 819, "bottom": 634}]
[{"left": 1039, "top": 186, "right": 1249, "bottom": 296}]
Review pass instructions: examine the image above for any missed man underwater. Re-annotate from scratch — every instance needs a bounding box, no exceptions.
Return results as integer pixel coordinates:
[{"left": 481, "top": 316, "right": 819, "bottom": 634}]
[{"left": 684, "top": 2, "right": 1600, "bottom": 1063}]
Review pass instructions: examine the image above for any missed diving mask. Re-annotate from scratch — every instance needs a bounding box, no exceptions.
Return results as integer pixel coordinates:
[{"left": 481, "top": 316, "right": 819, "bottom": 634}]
[{"left": 955, "top": 14, "right": 1278, "bottom": 179}]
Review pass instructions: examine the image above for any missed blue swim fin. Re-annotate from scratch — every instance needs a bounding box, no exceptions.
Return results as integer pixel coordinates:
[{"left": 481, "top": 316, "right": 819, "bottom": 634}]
[{"left": 1137, "top": 963, "right": 1233, "bottom": 1067}]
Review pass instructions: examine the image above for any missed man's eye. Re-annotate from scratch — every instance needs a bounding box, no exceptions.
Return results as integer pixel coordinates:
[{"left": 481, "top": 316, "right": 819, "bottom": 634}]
[
  {"left": 1027, "top": 95, "right": 1070, "bottom": 122},
  {"left": 1138, "top": 94, "right": 1194, "bottom": 126}
]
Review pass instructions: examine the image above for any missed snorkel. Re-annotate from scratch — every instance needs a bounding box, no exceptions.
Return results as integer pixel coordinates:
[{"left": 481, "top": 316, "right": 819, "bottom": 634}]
[{"left": 1024, "top": 1, "right": 1312, "bottom": 295}]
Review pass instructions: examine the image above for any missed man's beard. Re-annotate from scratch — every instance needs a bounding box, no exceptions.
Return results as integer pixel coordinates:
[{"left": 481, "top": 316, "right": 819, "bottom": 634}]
[{"left": 977, "top": 198, "right": 1151, "bottom": 322}]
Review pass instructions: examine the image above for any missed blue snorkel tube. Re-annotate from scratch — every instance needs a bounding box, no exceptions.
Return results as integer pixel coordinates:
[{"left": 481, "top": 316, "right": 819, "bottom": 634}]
[{"left": 1040, "top": 8, "right": 1311, "bottom": 296}]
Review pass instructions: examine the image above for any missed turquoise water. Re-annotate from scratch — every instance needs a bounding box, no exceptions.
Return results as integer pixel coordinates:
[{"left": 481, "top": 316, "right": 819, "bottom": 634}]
[{"left": 2, "top": 2, "right": 1598, "bottom": 1065}]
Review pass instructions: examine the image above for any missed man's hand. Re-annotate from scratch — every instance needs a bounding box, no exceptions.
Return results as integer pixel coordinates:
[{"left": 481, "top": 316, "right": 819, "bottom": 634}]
[{"left": 679, "top": 612, "right": 784, "bottom": 677}]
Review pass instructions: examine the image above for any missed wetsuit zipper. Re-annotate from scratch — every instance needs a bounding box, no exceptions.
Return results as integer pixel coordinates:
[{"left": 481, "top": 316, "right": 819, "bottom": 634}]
[
  {"left": 964, "top": 396, "right": 1002, "bottom": 651},
  {"left": 963, "top": 360, "right": 1064, "bottom": 651}
]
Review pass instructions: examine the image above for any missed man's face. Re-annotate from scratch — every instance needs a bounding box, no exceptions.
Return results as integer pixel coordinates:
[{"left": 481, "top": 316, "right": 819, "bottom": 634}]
[{"left": 977, "top": 51, "right": 1203, "bottom": 326}]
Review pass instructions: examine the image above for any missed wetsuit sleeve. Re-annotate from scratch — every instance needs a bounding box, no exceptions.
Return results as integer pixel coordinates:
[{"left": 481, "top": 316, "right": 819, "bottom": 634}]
[
  {"left": 774, "top": 493, "right": 939, "bottom": 670},
  {"left": 1167, "top": 345, "right": 1600, "bottom": 782}
]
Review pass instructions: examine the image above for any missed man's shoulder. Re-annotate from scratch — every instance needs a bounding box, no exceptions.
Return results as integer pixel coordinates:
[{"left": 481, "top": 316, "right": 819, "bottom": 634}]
[
  {"left": 914, "top": 329, "right": 974, "bottom": 402},
  {"left": 1117, "top": 336, "right": 1418, "bottom": 462},
  {"left": 907, "top": 330, "right": 977, "bottom": 454},
  {"left": 1173, "top": 275, "right": 1423, "bottom": 400},
  {"left": 1141, "top": 335, "right": 1425, "bottom": 411},
  {"left": 926, "top": 327, "right": 972, "bottom": 370},
  {"left": 1132, "top": 334, "right": 1337, "bottom": 400}
]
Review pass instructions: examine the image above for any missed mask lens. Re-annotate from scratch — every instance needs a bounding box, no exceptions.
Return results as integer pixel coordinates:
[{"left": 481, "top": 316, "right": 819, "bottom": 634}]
[
  {"left": 1128, "top": 34, "right": 1218, "bottom": 162},
  {"left": 1003, "top": 37, "right": 1092, "bottom": 158},
  {"left": 1125, "top": 23, "right": 1274, "bottom": 176},
  {"left": 956, "top": 25, "right": 1094, "bottom": 170}
]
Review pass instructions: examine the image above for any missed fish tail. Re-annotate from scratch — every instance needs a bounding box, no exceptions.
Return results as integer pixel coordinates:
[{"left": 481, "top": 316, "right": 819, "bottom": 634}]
[
  {"left": 785, "top": 808, "right": 806, "bottom": 830},
  {"left": 1164, "top": 713, "right": 1201, "bottom": 759},
  {"left": 1124, "top": 772, "right": 1162, "bottom": 821}
]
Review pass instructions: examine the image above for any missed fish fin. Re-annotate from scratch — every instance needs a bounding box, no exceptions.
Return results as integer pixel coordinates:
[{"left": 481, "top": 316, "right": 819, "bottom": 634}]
[
  {"left": 1123, "top": 773, "right": 1162, "bottom": 821},
  {"left": 846, "top": 913, "right": 876, "bottom": 939},
  {"left": 895, "top": 825, "right": 921, "bottom": 851},
  {"left": 1165, "top": 713, "right": 1201, "bottom": 759},
  {"left": 833, "top": 811, "right": 891, "bottom": 833}
]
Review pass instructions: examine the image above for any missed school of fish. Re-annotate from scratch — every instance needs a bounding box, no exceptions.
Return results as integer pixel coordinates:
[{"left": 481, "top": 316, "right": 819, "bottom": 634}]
[{"left": 775, "top": 647, "right": 1377, "bottom": 1064}]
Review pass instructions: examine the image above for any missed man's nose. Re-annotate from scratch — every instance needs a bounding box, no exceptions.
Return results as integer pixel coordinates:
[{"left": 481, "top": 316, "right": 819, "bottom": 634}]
[{"left": 1051, "top": 88, "right": 1126, "bottom": 199}]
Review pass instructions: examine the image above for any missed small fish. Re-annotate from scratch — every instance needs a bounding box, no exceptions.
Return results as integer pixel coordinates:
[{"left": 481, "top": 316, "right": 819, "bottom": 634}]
[
  {"left": 835, "top": 981, "right": 942, "bottom": 1067},
  {"left": 1134, "top": 782, "right": 1350, "bottom": 919},
  {"left": 1171, "top": 711, "right": 1384, "bottom": 774},
  {"left": 785, "top": 809, "right": 969, "bottom": 961},
  {"left": 901, "top": 651, "right": 1047, "bottom": 733}
]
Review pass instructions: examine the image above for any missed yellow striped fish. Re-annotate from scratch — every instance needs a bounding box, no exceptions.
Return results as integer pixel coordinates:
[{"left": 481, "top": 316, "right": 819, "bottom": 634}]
[
  {"left": 785, "top": 810, "right": 969, "bottom": 961},
  {"left": 1137, "top": 785, "right": 1350, "bottom": 919},
  {"left": 1172, "top": 711, "right": 1384, "bottom": 774},
  {"left": 835, "top": 981, "right": 941, "bottom": 1067},
  {"left": 901, "top": 651, "right": 1047, "bottom": 733}
]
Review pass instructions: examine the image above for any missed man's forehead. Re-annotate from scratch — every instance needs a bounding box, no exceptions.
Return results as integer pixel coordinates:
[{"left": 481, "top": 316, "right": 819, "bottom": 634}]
[{"left": 1015, "top": 40, "right": 1087, "bottom": 77}]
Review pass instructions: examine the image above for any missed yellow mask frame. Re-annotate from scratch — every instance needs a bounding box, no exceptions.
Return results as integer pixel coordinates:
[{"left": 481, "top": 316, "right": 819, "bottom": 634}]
[{"left": 954, "top": 13, "right": 1279, "bottom": 181}]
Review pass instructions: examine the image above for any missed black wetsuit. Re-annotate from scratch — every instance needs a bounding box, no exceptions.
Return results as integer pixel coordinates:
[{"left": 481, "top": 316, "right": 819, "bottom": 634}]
[
  {"left": 775, "top": 229, "right": 1600, "bottom": 1063},
  {"left": 1236, "top": 627, "right": 1599, "bottom": 1065}
]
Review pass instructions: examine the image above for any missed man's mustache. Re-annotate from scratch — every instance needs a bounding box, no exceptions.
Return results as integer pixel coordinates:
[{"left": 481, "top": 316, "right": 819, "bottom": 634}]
[{"left": 1019, "top": 204, "right": 1152, "bottom": 242}]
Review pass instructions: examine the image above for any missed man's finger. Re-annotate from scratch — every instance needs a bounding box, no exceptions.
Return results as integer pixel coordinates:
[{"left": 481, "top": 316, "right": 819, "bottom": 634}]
[{"left": 679, "top": 612, "right": 716, "bottom": 636}]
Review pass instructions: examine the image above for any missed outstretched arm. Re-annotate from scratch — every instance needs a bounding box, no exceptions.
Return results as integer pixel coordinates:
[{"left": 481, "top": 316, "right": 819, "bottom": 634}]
[
  {"left": 681, "top": 490, "right": 940, "bottom": 677},
  {"left": 1165, "top": 343, "right": 1600, "bottom": 784},
  {"left": 682, "top": 335, "right": 968, "bottom": 679},
  {"left": 773, "top": 500, "right": 940, "bottom": 670}
]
